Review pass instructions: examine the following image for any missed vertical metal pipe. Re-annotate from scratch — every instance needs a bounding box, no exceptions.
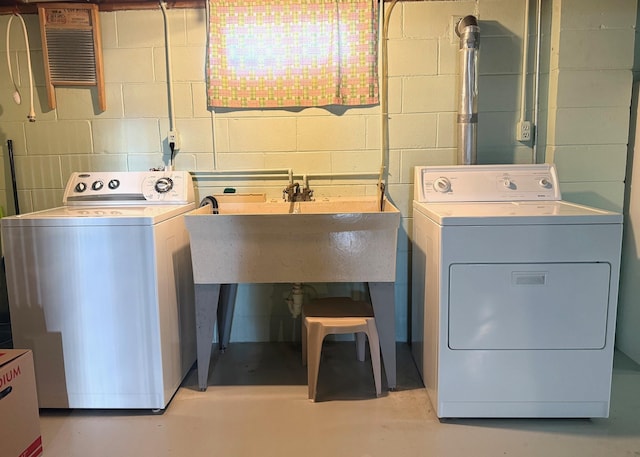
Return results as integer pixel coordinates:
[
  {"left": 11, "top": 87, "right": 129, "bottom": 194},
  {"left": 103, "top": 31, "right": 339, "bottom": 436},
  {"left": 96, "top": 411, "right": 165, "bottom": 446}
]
[
  {"left": 7, "top": 140, "right": 20, "bottom": 215},
  {"left": 532, "top": 0, "right": 542, "bottom": 164},
  {"left": 456, "top": 15, "right": 480, "bottom": 165}
]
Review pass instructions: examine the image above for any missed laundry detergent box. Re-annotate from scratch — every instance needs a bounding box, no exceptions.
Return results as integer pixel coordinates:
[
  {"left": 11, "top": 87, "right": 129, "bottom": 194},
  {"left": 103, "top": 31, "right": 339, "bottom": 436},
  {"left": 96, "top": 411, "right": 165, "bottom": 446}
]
[{"left": 0, "top": 349, "right": 43, "bottom": 457}]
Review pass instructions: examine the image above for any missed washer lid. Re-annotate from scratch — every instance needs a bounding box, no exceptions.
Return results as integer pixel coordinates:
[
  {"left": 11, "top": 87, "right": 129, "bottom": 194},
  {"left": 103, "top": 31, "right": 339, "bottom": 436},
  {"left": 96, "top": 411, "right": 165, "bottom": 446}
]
[
  {"left": 413, "top": 200, "right": 622, "bottom": 225},
  {"left": 0, "top": 204, "right": 196, "bottom": 227}
]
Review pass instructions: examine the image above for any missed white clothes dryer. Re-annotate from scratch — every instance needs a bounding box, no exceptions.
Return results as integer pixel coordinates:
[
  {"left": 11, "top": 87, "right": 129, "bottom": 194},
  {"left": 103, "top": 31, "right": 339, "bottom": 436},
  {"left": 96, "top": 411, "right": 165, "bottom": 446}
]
[
  {"left": 1, "top": 171, "right": 197, "bottom": 410},
  {"left": 411, "top": 164, "right": 623, "bottom": 418}
]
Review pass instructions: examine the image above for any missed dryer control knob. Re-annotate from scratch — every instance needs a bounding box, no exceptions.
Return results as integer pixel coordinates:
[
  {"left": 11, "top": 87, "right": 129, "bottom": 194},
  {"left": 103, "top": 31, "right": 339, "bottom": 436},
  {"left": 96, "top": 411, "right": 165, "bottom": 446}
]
[
  {"left": 75, "top": 182, "right": 87, "bottom": 193},
  {"left": 538, "top": 178, "right": 551, "bottom": 188},
  {"left": 108, "top": 179, "right": 120, "bottom": 190},
  {"left": 155, "top": 177, "right": 174, "bottom": 194},
  {"left": 502, "top": 178, "right": 514, "bottom": 189},
  {"left": 92, "top": 180, "right": 104, "bottom": 191},
  {"left": 433, "top": 177, "right": 451, "bottom": 193}
]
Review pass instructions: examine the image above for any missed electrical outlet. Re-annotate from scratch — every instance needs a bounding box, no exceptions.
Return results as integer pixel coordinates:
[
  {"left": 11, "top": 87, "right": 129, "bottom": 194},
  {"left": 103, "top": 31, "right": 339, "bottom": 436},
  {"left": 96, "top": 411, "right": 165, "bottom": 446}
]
[
  {"left": 168, "top": 130, "right": 180, "bottom": 151},
  {"left": 517, "top": 121, "right": 532, "bottom": 142}
]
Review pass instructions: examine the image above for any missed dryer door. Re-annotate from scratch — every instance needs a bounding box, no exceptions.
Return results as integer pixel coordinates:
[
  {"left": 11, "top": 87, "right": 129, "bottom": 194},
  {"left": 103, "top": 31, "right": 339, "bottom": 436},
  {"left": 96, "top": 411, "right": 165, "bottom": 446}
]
[{"left": 448, "top": 262, "right": 611, "bottom": 350}]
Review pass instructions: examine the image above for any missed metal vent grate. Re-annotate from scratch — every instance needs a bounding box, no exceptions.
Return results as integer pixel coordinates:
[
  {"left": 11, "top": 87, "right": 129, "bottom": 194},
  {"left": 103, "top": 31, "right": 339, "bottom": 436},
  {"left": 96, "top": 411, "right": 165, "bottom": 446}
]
[{"left": 45, "top": 28, "right": 97, "bottom": 83}]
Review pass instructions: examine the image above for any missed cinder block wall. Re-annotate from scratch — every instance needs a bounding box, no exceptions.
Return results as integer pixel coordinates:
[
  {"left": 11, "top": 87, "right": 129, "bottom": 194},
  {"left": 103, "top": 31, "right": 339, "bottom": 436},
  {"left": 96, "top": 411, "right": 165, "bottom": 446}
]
[
  {"left": 0, "top": 0, "right": 636, "bottom": 342},
  {"left": 617, "top": 0, "right": 640, "bottom": 365},
  {"left": 545, "top": 0, "right": 635, "bottom": 212}
]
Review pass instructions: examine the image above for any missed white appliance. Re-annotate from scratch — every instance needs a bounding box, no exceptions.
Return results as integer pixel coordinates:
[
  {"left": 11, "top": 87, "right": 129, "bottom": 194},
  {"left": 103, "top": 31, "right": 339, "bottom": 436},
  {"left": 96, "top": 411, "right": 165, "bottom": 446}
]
[
  {"left": 411, "top": 164, "right": 623, "bottom": 418},
  {"left": 1, "top": 171, "right": 197, "bottom": 410}
]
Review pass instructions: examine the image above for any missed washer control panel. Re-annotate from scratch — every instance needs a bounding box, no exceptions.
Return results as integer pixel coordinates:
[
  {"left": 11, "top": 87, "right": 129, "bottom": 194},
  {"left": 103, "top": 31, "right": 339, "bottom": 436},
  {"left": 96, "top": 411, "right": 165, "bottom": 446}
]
[
  {"left": 415, "top": 164, "right": 561, "bottom": 203},
  {"left": 64, "top": 171, "right": 195, "bottom": 205}
]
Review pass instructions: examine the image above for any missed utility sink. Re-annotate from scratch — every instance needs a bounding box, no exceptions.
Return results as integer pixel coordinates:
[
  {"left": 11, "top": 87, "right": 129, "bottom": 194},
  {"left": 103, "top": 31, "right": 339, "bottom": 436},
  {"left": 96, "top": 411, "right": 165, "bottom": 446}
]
[
  {"left": 185, "top": 195, "right": 401, "bottom": 391},
  {"left": 184, "top": 196, "right": 401, "bottom": 284}
]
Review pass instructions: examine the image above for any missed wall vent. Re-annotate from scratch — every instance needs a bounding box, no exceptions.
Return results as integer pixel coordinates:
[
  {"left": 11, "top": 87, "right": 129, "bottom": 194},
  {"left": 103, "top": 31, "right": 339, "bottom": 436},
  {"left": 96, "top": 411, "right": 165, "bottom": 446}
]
[{"left": 38, "top": 3, "right": 105, "bottom": 111}]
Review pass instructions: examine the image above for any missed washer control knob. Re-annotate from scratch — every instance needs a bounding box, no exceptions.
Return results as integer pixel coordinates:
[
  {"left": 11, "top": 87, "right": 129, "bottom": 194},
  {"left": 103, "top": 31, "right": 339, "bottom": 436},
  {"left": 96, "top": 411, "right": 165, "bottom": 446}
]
[
  {"left": 502, "top": 178, "right": 514, "bottom": 189},
  {"left": 155, "top": 177, "right": 174, "bottom": 194},
  {"left": 75, "top": 182, "right": 87, "bottom": 193},
  {"left": 538, "top": 177, "right": 551, "bottom": 188},
  {"left": 108, "top": 179, "right": 120, "bottom": 190},
  {"left": 433, "top": 177, "right": 452, "bottom": 193},
  {"left": 92, "top": 180, "right": 104, "bottom": 191}
]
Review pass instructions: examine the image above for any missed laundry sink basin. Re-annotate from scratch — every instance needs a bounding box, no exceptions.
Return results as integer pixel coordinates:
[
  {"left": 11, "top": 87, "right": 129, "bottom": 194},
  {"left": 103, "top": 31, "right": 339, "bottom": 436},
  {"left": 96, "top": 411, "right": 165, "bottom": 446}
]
[{"left": 184, "top": 196, "right": 401, "bottom": 284}]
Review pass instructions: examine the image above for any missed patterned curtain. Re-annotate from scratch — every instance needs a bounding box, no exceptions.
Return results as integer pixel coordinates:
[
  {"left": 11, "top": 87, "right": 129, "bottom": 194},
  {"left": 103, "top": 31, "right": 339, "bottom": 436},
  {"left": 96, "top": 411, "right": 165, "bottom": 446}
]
[{"left": 206, "top": 0, "right": 379, "bottom": 108}]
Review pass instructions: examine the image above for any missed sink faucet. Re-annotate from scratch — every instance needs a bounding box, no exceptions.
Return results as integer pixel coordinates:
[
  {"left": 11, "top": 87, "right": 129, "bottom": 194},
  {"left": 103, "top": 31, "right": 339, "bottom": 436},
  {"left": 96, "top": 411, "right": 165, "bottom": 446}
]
[
  {"left": 283, "top": 182, "right": 300, "bottom": 202},
  {"left": 283, "top": 182, "right": 314, "bottom": 202}
]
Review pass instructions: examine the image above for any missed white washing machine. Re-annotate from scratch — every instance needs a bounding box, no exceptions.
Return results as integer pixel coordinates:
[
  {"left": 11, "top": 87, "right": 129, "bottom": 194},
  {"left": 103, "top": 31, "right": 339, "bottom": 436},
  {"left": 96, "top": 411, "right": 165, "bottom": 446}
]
[
  {"left": 1, "top": 171, "right": 197, "bottom": 410},
  {"left": 411, "top": 164, "right": 623, "bottom": 418}
]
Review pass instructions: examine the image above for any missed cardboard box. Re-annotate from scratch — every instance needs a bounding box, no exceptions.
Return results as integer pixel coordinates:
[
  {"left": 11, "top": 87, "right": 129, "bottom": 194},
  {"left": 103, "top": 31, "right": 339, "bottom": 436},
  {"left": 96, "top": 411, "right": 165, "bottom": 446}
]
[{"left": 0, "top": 350, "right": 43, "bottom": 457}]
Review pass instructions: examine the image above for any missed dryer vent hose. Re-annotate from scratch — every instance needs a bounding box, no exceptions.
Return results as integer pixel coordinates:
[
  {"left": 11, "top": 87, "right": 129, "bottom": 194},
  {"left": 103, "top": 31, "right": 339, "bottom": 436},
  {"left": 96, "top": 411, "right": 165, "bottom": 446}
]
[{"left": 199, "top": 196, "right": 219, "bottom": 214}]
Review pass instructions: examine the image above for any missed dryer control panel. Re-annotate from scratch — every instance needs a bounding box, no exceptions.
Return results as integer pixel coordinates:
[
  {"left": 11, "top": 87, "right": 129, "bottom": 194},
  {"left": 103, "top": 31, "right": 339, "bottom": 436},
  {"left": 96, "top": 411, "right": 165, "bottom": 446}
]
[
  {"left": 415, "top": 164, "right": 561, "bottom": 203},
  {"left": 64, "top": 171, "right": 196, "bottom": 206}
]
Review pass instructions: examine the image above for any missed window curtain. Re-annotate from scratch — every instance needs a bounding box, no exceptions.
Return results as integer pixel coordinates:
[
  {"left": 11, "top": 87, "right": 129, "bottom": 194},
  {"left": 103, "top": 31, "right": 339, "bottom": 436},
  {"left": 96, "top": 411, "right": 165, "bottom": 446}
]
[{"left": 206, "top": 0, "right": 379, "bottom": 108}]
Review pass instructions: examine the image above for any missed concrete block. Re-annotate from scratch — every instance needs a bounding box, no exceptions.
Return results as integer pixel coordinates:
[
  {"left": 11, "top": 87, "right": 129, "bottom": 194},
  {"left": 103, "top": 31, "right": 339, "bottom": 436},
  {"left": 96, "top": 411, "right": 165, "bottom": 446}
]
[
  {"left": 215, "top": 152, "right": 266, "bottom": 170},
  {"left": 60, "top": 155, "right": 92, "bottom": 179},
  {"left": 154, "top": 46, "right": 206, "bottom": 82},
  {"left": 103, "top": 48, "right": 154, "bottom": 83},
  {"left": 437, "top": 112, "right": 456, "bottom": 148},
  {"left": 186, "top": 8, "right": 207, "bottom": 46},
  {"left": 56, "top": 85, "right": 123, "bottom": 120},
  {"left": 477, "top": 145, "right": 537, "bottom": 164},
  {"left": 93, "top": 118, "right": 161, "bottom": 153},
  {"left": 264, "top": 151, "right": 331, "bottom": 174},
  {"left": 478, "top": 36, "right": 522, "bottom": 74},
  {"left": 478, "top": 0, "right": 526, "bottom": 36},
  {"left": 191, "top": 152, "right": 215, "bottom": 170},
  {"left": 32, "top": 189, "right": 64, "bottom": 211},
  {"left": 193, "top": 83, "right": 211, "bottom": 118},
  {"left": 99, "top": 12, "right": 118, "bottom": 49},
  {"left": 116, "top": 10, "right": 180, "bottom": 47},
  {"left": 25, "top": 121, "right": 92, "bottom": 155},
  {"left": 365, "top": 115, "right": 381, "bottom": 151},
  {"left": 14, "top": 155, "right": 63, "bottom": 189},
  {"left": 330, "top": 150, "right": 381, "bottom": 174},
  {"left": 160, "top": 118, "right": 213, "bottom": 153},
  {"left": 403, "top": 0, "right": 475, "bottom": 39},
  {"left": 399, "top": 148, "right": 457, "bottom": 183},
  {"left": 123, "top": 83, "right": 168, "bottom": 118},
  {"left": 558, "top": 0, "right": 637, "bottom": 30},
  {"left": 88, "top": 154, "right": 128, "bottom": 172},
  {"left": 559, "top": 181, "right": 625, "bottom": 212},
  {"left": 551, "top": 107, "right": 631, "bottom": 145},
  {"left": 228, "top": 118, "right": 297, "bottom": 152},
  {"left": 477, "top": 111, "right": 520, "bottom": 148},
  {"left": 478, "top": 75, "right": 521, "bottom": 112},
  {"left": 403, "top": 75, "right": 457, "bottom": 113},
  {"left": 555, "top": 29, "right": 635, "bottom": 70},
  {"left": 127, "top": 153, "right": 165, "bottom": 171},
  {"left": 388, "top": 113, "right": 437, "bottom": 149},
  {"left": 213, "top": 118, "right": 230, "bottom": 153},
  {"left": 388, "top": 77, "right": 403, "bottom": 114},
  {"left": 387, "top": 39, "right": 438, "bottom": 77},
  {"left": 1, "top": 123, "right": 26, "bottom": 155},
  {"left": 553, "top": 70, "right": 632, "bottom": 108},
  {"left": 547, "top": 144, "right": 627, "bottom": 181},
  {"left": 438, "top": 38, "right": 458, "bottom": 75},
  {"left": 297, "top": 115, "right": 366, "bottom": 151}
]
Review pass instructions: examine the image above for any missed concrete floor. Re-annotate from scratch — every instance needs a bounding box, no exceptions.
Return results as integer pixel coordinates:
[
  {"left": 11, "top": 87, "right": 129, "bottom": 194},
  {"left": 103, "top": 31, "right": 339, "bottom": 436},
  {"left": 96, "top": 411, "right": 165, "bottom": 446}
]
[{"left": 38, "top": 343, "right": 640, "bottom": 457}]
